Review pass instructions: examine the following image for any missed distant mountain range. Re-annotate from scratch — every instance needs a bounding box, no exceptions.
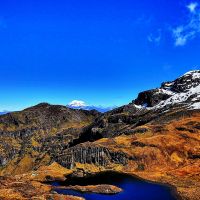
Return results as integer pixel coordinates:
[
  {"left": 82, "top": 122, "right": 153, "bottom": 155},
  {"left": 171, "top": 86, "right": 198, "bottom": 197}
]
[
  {"left": 0, "top": 111, "right": 10, "bottom": 115},
  {"left": 67, "top": 100, "right": 116, "bottom": 112},
  {"left": 67, "top": 105, "right": 116, "bottom": 113}
]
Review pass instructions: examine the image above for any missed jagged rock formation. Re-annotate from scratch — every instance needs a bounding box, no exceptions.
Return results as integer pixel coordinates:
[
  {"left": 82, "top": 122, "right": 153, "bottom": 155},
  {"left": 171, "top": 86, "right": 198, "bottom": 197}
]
[{"left": 56, "top": 142, "right": 127, "bottom": 169}]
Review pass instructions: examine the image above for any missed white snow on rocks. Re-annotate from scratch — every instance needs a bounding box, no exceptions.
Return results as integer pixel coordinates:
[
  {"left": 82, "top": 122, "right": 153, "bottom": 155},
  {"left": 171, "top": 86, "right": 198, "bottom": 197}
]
[
  {"left": 153, "top": 85, "right": 200, "bottom": 110},
  {"left": 134, "top": 70, "right": 200, "bottom": 111},
  {"left": 183, "top": 70, "right": 200, "bottom": 79},
  {"left": 156, "top": 88, "right": 175, "bottom": 96},
  {"left": 190, "top": 102, "right": 200, "bottom": 109}
]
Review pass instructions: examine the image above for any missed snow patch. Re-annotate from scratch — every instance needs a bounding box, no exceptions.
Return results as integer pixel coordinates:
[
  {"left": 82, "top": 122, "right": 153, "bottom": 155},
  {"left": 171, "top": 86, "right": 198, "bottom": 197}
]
[
  {"left": 157, "top": 89, "right": 175, "bottom": 95},
  {"left": 190, "top": 102, "right": 200, "bottom": 109},
  {"left": 133, "top": 104, "right": 144, "bottom": 109},
  {"left": 182, "top": 70, "right": 200, "bottom": 79},
  {"left": 153, "top": 85, "right": 200, "bottom": 110}
]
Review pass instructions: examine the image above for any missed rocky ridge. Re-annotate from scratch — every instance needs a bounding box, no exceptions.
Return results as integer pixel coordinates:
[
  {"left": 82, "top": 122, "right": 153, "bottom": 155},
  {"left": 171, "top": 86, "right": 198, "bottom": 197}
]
[{"left": 134, "top": 70, "right": 200, "bottom": 109}]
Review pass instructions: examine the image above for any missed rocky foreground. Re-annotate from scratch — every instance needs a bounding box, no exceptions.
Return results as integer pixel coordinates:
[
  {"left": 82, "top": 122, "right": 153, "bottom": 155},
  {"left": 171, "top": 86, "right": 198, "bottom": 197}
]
[{"left": 0, "top": 70, "right": 200, "bottom": 200}]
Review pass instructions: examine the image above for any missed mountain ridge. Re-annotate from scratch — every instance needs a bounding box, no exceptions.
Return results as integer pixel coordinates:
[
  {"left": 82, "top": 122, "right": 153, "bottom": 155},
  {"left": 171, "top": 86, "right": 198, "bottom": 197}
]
[
  {"left": 132, "top": 70, "right": 200, "bottom": 110},
  {"left": 67, "top": 105, "right": 116, "bottom": 113},
  {"left": 0, "top": 111, "right": 10, "bottom": 115}
]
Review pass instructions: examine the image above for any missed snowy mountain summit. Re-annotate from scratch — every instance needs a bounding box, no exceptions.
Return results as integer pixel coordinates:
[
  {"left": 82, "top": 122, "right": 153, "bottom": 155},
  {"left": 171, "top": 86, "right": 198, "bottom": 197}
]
[
  {"left": 133, "top": 70, "right": 200, "bottom": 111},
  {"left": 162, "top": 70, "right": 200, "bottom": 92},
  {"left": 67, "top": 100, "right": 115, "bottom": 113},
  {"left": 68, "top": 100, "right": 87, "bottom": 108}
]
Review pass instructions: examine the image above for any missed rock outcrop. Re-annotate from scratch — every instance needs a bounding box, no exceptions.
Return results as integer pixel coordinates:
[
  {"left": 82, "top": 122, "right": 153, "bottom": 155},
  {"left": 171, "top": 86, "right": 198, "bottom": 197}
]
[
  {"left": 54, "top": 184, "right": 122, "bottom": 194},
  {"left": 56, "top": 143, "right": 127, "bottom": 169}
]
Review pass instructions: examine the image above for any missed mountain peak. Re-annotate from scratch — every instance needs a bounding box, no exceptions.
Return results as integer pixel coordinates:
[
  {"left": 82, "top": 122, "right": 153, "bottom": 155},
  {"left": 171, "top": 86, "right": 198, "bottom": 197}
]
[
  {"left": 68, "top": 100, "right": 87, "bottom": 107},
  {"left": 183, "top": 70, "right": 200, "bottom": 77},
  {"left": 67, "top": 100, "right": 116, "bottom": 113},
  {"left": 133, "top": 69, "right": 200, "bottom": 110},
  {"left": 161, "top": 70, "right": 200, "bottom": 92}
]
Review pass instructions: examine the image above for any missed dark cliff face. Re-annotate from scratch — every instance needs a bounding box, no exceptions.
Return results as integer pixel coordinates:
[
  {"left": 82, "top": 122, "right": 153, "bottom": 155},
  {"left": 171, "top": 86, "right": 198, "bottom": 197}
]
[
  {"left": 56, "top": 143, "right": 127, "bottom": 169},
  {"left": 134, "top": 89, "right": 172, "bottom": 107}
]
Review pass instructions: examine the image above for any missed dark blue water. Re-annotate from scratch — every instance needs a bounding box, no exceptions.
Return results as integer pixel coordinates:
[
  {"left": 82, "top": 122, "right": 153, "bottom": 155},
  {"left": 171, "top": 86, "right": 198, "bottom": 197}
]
[{"left": 51, "top": 172, "right": 178, "bottom": 200}]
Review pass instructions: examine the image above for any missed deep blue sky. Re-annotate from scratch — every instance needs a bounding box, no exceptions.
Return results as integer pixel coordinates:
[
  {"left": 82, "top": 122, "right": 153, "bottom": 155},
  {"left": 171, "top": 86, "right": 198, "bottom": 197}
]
[{"left": 0, "top": 0, "right": 200, "bottom": 111}]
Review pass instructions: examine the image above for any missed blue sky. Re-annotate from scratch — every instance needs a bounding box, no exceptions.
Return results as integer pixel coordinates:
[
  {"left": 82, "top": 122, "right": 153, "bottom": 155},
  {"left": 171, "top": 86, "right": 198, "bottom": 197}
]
[{"left": 0, "top": 0, "right": 200, "bottom": 111}]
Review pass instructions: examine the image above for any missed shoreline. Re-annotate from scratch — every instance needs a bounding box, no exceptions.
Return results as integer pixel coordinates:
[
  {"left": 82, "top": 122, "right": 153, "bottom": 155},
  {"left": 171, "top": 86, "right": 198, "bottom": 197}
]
[{"left": 48, "top": 170, "right": 181, "bottom": 200}]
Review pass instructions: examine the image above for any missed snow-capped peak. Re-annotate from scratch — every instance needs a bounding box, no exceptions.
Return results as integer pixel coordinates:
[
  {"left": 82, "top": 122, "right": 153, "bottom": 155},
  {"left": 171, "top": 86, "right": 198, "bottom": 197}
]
[
  {"left": 133, "top": 70, "right": 200, "bottom": 111},
  {"left": 67, "top": 100, "right": 116, "bottom": 113},
  {"left": 68, "top": 100, "right": 87, "bottom": 107},
  {"left": 182, "top": 70, "right": 200, "bottom": 79}
]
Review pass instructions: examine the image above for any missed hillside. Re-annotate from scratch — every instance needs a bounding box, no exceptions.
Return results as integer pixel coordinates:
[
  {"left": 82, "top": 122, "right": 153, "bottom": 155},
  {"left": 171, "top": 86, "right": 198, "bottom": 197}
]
[{"left": 0, "top": 103, "right": 100, "bottom": 175}]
